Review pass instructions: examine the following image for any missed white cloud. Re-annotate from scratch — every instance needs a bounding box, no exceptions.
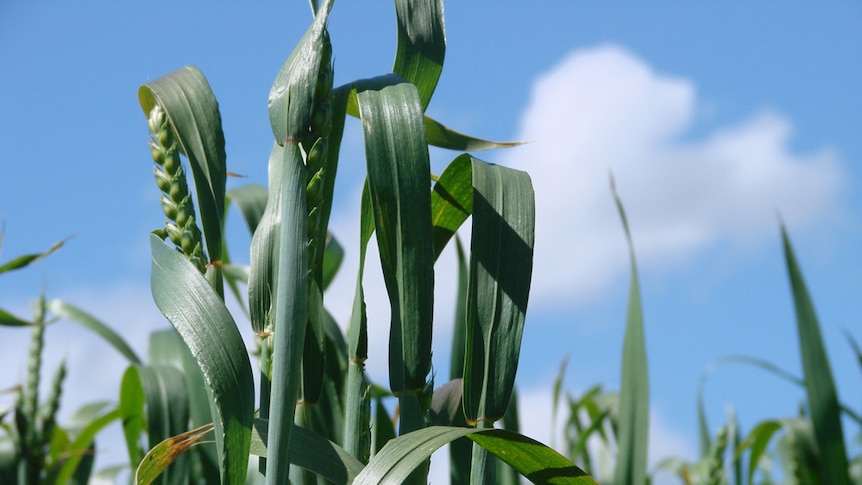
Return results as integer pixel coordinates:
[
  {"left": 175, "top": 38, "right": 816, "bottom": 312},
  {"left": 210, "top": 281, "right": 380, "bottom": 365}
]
[{"left": 502, "top": 44, "right": 844, "bottom": 308}]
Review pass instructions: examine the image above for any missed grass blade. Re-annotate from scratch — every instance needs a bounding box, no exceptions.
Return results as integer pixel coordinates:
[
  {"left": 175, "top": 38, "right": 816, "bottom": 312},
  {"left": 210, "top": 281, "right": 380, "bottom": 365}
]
[
  {"left": 610, "top": 181, "right": 649, "bottom": 485},
  {"left": 354, "top": 426, "right": 598, "bottom": 485},
  {"left": 47, "top": 299, "right": 142, "bottom": 364},
  {"left": 462, "top": 158, "right": 535, "bottom": 424},
  {"left": 392, "top": 0, "right": 446, "bottom": 110},
  {"left": 150, "top": 234, "right": 254, "bottom": 485},
  {"left": 781, "top": 225, "right": 849, "bottom": 484},
  {"left": 355, "top": 74, "right": 435, "bottom": 402},
  {"left": 139, "top": 66, "right": 227, "bottom": 274},
  {"left": 0, "top": 237, "right": 71, "bottom": 275},
  {"left": 425, "top": 115, "right": 525, "bottom": 151}
]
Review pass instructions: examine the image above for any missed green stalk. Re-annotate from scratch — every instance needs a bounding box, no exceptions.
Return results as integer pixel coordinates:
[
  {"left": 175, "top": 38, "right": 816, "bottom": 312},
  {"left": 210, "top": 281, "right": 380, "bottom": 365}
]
[
  {"left": 264, "top": 143, "right": 309, "bottom": 484},
  {"left": 470, "top": 421, "right": 495, "bottom": 485}
]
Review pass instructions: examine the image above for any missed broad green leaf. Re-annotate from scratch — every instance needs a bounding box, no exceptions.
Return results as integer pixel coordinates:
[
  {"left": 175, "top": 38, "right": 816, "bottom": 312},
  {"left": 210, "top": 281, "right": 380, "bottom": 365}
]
[
  {"left": 462, "top": 158, "right": 535, "bottom": 424},
  {"left": 355, "top": 74, "right": 435, "bottom": 397},
  {"left": 392, "top": 0, "right": 446, "bottom": 110},
  {"left": 227, "top": 184, "right": 268, "bottom": 235},
  {"left": 139, "top": 66, "right": 227, "bottom": 273},
  {"left": 611, "top": 183, "right": 649, "bottom": 485},
  {"left": 425, "top": 114, "right": 524, "bottom": 151},
  {"left": 354, "top": 426, "right": 597, "bottom": 485},
  {"left": 150, "top": 234, "right": 254, "bottom": 485},
  {"left": 344, "top": 92, "right": 520, "bottom": 151},
  {"left": 0, "top": 236, "right": 70, "bottom": 275},
  {"left": 781, "top": 225, "right": 849, "bottom": 484},
  {"left": 48, "top": 299, "right": 142, "bottom": 364}
]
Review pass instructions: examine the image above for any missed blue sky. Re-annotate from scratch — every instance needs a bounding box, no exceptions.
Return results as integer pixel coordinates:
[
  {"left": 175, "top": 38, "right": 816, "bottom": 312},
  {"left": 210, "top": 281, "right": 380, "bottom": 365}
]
[{"left": 1, "top": 2, "right": 860, "bottom": 480}]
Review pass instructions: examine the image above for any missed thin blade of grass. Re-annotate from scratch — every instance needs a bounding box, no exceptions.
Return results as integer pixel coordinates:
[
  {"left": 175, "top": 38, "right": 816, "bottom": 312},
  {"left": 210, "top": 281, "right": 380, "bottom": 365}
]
[
  {"left": 47, "top": 299, "right": 142, "bottom": 364},
  {"left": 425, "top": 115, "right": 525, "bottom": 151},
  {"left": 781, "top": 225, "right": 849, "bottom": 484},
  {"left": 0, "top": 236, "right": 71, "bottom": 275},
  {"left": 610, "top": 181, "right": 649, "bottom": 485}
]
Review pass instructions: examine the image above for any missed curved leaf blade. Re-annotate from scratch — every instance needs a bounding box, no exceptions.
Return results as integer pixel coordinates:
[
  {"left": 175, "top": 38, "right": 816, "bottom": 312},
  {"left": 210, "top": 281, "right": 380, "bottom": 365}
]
[
  {"left": 354, "top": 426, "right": 597, "bottom": 485},
  {"left": 139, "top": 66, "right": 227, "bottom": 266},
  {"left": 462, "top": 158, "right": 535, "bottom": 424},
  {"left": 425, "top": 115, "right": 524, "bottom": 151},
  {"left": 355, "top": 74, "right": 435, "bottom": 396},
  {"left": 149, "top": 234, "right": 254, "bottom": 485},
  {"left": 48, "top": 299, "right": 142, "bottom": 364},
  {"left": 392, "top": 0, "right": 446, "bottom": 110},
  {"left": 610, "top": 182, "right": 649, "bottom": 485}
]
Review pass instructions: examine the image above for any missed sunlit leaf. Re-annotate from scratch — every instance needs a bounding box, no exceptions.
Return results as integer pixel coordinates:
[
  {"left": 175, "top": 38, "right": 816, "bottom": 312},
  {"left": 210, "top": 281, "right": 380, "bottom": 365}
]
[
  {"left": 150, "top": 235, "right": 253, "bottom": 485},
  {"left": 611, "top": 181, "right": 649, "bottom": 485},
  {"left": 139, "top": 66, "right": 226, "bottom": 275}
]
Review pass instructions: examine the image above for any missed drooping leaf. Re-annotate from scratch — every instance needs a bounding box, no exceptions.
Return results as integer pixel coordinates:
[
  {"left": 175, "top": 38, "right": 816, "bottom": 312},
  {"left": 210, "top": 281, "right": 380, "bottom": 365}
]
[
  {"left": 150, "top": 235, "right": 254, "bottom": 485},
  {"left": 48, "top": 299, "right": 142, "bottom": 364},
  {"left": 462, "top": 158, "right": 535, "bottom": 424},
  {"left": 355, "top": 74, "right": 435, "bottom": 398},
  {"left": 610, "top": 181, "right": 649, "bottom": 485},
  {"left": 392, "top": 0, "right": 446, "bottom": 110},
  {"left": 425, "top": 114, "right": 524, "bottom": 151},
  {"left": 139, "top": 66, "right": 227, "bottom": 273},
  {"left": 781, "top": 225, "right": 849, "bottom": 484},
  {"left": 354, "top": 426, "right": 598, "bottom": 485}
]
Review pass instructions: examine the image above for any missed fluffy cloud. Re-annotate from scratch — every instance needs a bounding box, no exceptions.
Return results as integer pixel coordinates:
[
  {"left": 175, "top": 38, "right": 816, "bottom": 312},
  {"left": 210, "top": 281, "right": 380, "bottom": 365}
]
[{"left": 501, "top": 45, "right": 844, "bottom": 308}]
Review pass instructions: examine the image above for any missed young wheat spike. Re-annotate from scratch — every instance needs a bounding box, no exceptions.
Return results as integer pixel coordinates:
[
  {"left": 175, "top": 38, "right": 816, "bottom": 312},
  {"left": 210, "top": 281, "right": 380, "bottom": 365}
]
[{"left": 147, "top": 103, "right": 208, "bottom": 272}]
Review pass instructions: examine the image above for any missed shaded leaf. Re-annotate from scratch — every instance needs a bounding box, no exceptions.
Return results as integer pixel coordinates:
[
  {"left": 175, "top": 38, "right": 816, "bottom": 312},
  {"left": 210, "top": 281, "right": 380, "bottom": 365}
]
[{"left": 463, "top": 158, "right": 535, "bottom": 424}]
